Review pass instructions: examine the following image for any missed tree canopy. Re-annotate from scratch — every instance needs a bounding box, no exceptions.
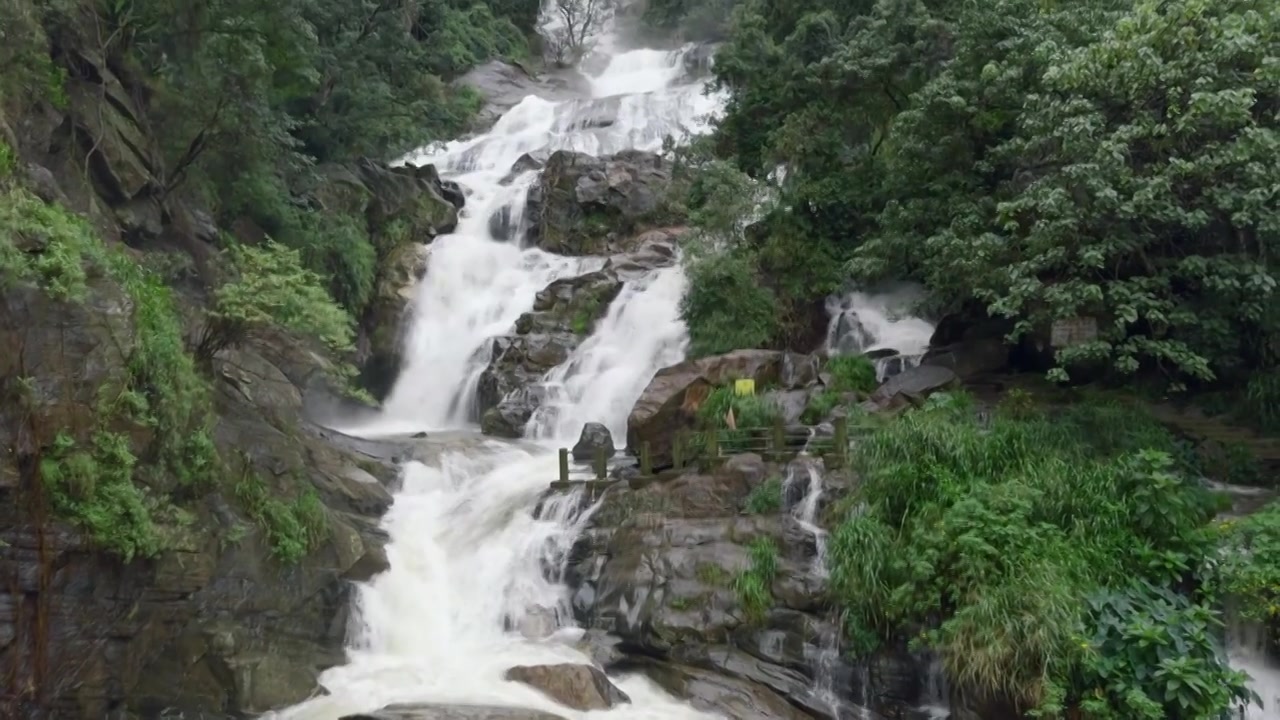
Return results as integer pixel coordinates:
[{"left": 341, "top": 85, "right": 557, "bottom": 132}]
[{"left": 680, "top": 0, "right": 1278, "bottom": 390}]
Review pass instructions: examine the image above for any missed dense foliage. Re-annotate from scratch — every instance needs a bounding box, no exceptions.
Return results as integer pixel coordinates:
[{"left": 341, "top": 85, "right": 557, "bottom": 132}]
[
  {"left": 4, "top": 0, "right": 537, "bottom": 318},
  {"left": 827, "top": 394, "right": 1260, "bottom": 717},
  {"left": 681, "top": 0, "right": 1278, "bottom": 390},
  {"left": 0, "top": 140, "right": 344, "bottom": 562}
]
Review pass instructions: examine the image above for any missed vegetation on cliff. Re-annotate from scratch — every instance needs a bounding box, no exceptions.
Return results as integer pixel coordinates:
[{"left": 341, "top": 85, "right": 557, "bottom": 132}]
[
  {"left": 0, "top": 141, "right": 354, "bottom": 562},
  {"left": 0, "top": 0, "right": 541, "bottom": 561},
  {"left": 827, "top": 392, "right": 1259, "bottom": 717},
  {"left": 672, "top": 0, "right": 1277, "bottom": 402},
  {"left": 2, "top": 0, "right": 538, "bottom": 317}
]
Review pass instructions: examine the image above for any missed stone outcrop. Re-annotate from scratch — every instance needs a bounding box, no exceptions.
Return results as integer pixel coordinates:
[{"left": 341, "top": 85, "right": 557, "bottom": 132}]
[
  {"left": 504, "top": 663, "right": 631, "bottom": 710},
  {"left": 0, "top": 273, "right": 398, "bottom": 717},
  {"left": 556, "top": 453, "right": 932, "bottom": 719},
  {"left": 456, "top": 60, "right": 586, "bottom": 130},
  {"left": 0, "top": 12, "right": 417, "bottom": 715},
  {"left": 314, "top": 159, "right": 464, "bottom": 400},
  {"left": 477, "top": 270, "right": 622, "bottom": 437},
  {"left": 525, "top": 150, "right": 676, "bottom": 256},
  {"left": 625, "top": 350, "right": 792, "bottom": 467}
]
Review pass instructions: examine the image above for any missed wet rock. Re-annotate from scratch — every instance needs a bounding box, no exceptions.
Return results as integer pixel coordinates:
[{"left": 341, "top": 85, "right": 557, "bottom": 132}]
[
  {"left": 572, "top": 422, "right": 616, "bottom": 461},
  {"left": 363, "top": 242, "right": 430, "bottom": 395},
  {"left": 525, "top": 150, "right": 676, "bottom": 256},
  {"left": 481, "top": 398, "right": 537, "bottom": 438},
  {"left": 515, "top": 270, "right": 623, "bottom": 337},
  {"left": 504, "top": 663, "right": 631, "bottom": 711},
  {"left": 625, "top": 350, "right": 788, "bottom": 468},
  {"left": 863, "top": 364, "right": 958, "bottom": 412},
  {"left": 314, "top": 159, "right": 462, "bottom": 399},
  {"left": 628, "top": 659, "right": 812, "bottom": 720},
  {"left": 456, "top": 60, "right": 586, "bottom": 129},
  {"left": 341, "top": 705, "right": 567, "bottom": 720},
  {"left": 606, "top": 227, "right": 686, "bottom": 279},
  {"left": 1, "top": 276, "right": 396, "bottom": 717},
  {"left": 477, "top": 271, "right": 621, "bottom": 437}
]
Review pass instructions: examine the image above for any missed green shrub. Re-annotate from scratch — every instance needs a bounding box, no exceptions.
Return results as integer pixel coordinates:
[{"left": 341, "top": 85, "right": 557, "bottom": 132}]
[
  {"left": 1070, "top": 582, "right": 1256, "bottom": 720},
  {"left": 681, "top": 249, "right": 780, "bottom": 357},
  {"left": 1214, "top": 503, "right": 1280, "bottom": 623},
  {"left": 696, "top": 385, "right": 782, "bottom": 452},
  {"left": 197, "top": 240, "right": 355, "bottom": 363},
  {"left": 800, "top": 389, "right": 840, "bottom": 424},
  {"left": 234, "top": 471, "right": 328, "bottom": 564},
  {"left": 825, "top": 354, "right": 877, "bottom": 394},
  {"left": 734, "top": 536, "right": 778, "bottom": 621},
  {"left": 40, "top": 432, "right": 164, "bottom": 561},
  {"left": 826, "top": 399, "right": 1236, "bottom": 713}
]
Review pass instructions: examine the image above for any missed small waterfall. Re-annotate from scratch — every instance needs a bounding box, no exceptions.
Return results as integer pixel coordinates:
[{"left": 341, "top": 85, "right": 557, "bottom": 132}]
[
  {"left": 527, "top": 264, "right": 689, "bottom": 442},
  {"left": 785, "top": 456, "right": 848, "bottom": 717},
  {"left": 1229, "top": 611, "right": 1280, "bottom": 718},
  {"left": 785, "top": 457, "right": 828, "bottom": 578},
  {"left": 824, "top": 286, "right": 935, "bottom": 381}
]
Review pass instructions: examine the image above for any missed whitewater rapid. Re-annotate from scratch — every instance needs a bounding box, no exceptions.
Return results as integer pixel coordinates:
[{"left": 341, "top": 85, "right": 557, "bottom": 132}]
[{"left": 270, "top": 8, "right": 724, "bottom": 720}]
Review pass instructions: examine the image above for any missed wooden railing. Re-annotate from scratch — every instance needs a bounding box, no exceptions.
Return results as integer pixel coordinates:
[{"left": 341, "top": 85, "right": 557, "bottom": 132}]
[{"left": 555, "top": 416, "right": 851, "bottom": 486}]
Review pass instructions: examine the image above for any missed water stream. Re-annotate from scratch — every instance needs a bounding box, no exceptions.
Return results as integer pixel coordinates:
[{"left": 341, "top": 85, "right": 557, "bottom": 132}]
[{"left": 272, "top": 5, "right": 723, "bottom": 719}]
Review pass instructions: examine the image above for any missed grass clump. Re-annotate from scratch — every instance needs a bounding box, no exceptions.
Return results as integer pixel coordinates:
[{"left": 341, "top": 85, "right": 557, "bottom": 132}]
[
  {"left": 743, "top": 477, "right": 783, "bottom": 514},
  {"left": 696, "top": 385, "right": 782, "bottom": 452},
  {"left": 733, "top": 537, "right": 778, "bottom": 622},
  {"left": 40, "top": 432, "right": 163, "bottom": 561},
  {"left": 234, "top": 470, "right": 328, "bottom": 564},
  {"left": 825, "top": 354, "right": 877, "bottom": 394},
  {"left": 827, "top": 397, "right": 1257, "bottom": 718}
]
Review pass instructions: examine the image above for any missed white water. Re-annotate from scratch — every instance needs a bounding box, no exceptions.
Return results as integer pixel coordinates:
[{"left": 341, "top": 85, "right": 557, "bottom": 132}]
[
  {"left": 824, "top": 286, "right": 936, "bottom": 381},
  {"left": 272, "top": 7, "right": 725, "bottom": 720},
  {"left": 1229, "top": 609, "right": 1280, "bottom": 718}
]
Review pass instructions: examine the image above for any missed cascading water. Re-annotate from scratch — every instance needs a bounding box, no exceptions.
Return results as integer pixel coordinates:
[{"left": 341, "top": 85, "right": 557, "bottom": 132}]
[
  {"left": 1229, "top": 614, "right": 1280, "bottom": 719},
  {"left": 271, "top": 6, "right": 726, "bottom": 720},
  {"left": 824, "top": 285, "right": 936, "bottom": 381}
]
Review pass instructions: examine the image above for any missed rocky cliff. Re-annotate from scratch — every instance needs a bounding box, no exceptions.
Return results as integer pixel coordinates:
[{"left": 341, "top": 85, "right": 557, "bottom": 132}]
[{"left": 0, "top": 6, "right": 455, "bottom": 717}]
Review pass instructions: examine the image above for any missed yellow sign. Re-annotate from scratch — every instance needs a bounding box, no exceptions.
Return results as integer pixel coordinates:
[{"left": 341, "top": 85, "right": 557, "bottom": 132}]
[{"left": 734, "top": 379, "right": 755, "bottom": 396}]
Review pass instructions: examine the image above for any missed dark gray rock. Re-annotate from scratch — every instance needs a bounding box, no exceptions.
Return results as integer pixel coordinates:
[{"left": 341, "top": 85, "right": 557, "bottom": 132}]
[{"left": 572, "top": 422, "right": 616, "bottom": 461}]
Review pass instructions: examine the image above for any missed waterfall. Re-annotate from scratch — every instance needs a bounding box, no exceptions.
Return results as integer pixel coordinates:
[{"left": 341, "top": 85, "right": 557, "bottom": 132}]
[
  {"left": 824, "top": 285, "right": 936, "bottom": 382},
  {"left": 269, "top": 4, "right": 726, "bottom": 719}
]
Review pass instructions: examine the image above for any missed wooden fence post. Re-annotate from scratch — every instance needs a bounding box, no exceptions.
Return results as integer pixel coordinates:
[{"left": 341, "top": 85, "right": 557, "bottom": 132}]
[
  {"left": 594, "top": 446, "right": 607, "bottom": 480},
  {"left": 640, "top": 441, "right": 652, "bottom": 476},
  {"left": 673, "top": 432, "right": 685, "bottom": 470},
  {"left": 706, "top": 430, "right": 719, "bottom": 466},
  {"left": 772, "top": 418, "right": 785, "bottom": 462},
  {"left": 558, "top": 447, "right": 569, "bottom": 483},
  {"left": 833, "top": 415, "right": 848, "bottom": 468}
]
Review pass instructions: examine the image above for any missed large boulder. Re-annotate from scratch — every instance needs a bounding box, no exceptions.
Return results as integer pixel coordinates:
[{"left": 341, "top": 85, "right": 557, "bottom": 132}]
[
  {"left": 572, "top": 422, "right": 616, "bottom": 461},
  {"left": 455, "top": 60, "right": 586, "bottom": 130},
  {"left": 625, "top": 350, "right": 789, "bottom": 468},
  {"left": 525, "top": 150, "right": 676, "bottom": 256},
  {"left": 477, "top": 335, "right": 574, "bottom": 438},
  {"left": 605, "top": 226, "right": 687, "bottom": 279},
  {"left": 504, "top": 663, "right": 631, "bottom": 710}
]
